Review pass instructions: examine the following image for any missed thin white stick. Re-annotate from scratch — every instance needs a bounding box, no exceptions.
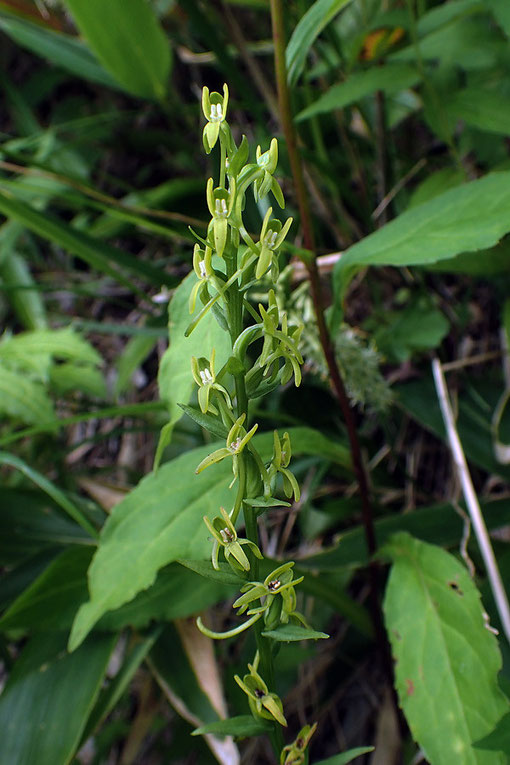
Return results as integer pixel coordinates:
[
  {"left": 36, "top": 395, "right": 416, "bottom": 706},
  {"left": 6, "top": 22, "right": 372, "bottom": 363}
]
[{"left": 432, "top": 358, "right": 510, "bottom": 645}]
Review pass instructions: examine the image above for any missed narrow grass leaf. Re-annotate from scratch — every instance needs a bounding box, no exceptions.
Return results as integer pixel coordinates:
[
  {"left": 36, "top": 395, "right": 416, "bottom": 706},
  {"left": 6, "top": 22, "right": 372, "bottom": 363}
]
[
  {"left": 0, "top": 191, "right": 173, "bottom": 288},
  {"left": 62, "top": 0, "right": 171, "bottom": 100},
  {"left": 382, "top": 533, "right": 508, "bottom": 765},
  {"left": 286, "top": 0, "right": 354, "bottom": 86},
  {"left": 0, "top": 10, "right": 118, "bottom": 89},
  {"left": 313, "top": 749, "right": 375, "bottom": 765}
]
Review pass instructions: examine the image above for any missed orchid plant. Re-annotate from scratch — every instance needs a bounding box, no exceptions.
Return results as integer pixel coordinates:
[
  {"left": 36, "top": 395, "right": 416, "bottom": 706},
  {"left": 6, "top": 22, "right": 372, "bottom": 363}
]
[{"left": 184, "top": 84, "right": 326, "bottom": 761}]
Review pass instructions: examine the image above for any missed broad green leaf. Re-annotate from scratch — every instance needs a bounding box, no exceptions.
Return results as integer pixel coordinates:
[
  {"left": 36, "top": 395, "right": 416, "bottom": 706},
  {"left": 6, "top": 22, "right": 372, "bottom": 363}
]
[
  {"left": 0, "top": 11, "right": 118, "bottom": 90},
  {"left": 157, "top": 272, "right": 232, "bottom": 447},
  {"left": 0, "top": 191, "right": 173, "bottom": 288},
  {"left": 382, "top": 533, "right": 509, "bottom": 765},
  {"left": 445, "top": 87, "right": 510, "bottom": 136},
  {"left": 192, "top": 715, "right": 271, "bottom": 738},
  {"left": 286, "top": 0, "right": 354, "bottom": 86},
  {"left": 70, "top": 427, "right": 351, "bottom": 649},
  {"left": 0, "top": 631, "right": 116, "bottom": 765},
  {"left": 408, "top": 168, "right": 466, "bottom": 209},
  {"left": 301, "top": 496, "right": 510, "bottom": 571},
  {"left": 69, "top": 443, "right": 235, "bottom": 650},
  {"left": 333, "top": 172, "right": 510, "bottom": 309},
  {"left": 313, "top": 748, "right": 375, "bottom": 765},
  {"left": 416, "top": 0, "right": 485, "bottom": 36},
  {"left": 296, "top": 64, "right": 420, "bottom": 122},
  {"left": 473, "top": 712, "right": 510, "bottom": 755},
  {"left": 63, "top": 0, "right": 171, "bottom": 100},
  {"left": 429, "top": 241, "right": 510, "bottom": 276},
  {"left": 0, "top": 367, "right": 54, "bottom": 426},
  {"left": 391, "top": 17, "right": 499, "bottom": 71},
  {"left": 261, "top": 624, "right": 329, "bottom": 641},
  {"left": 372, "top": 300, "right": 449, "bottom": 362}
]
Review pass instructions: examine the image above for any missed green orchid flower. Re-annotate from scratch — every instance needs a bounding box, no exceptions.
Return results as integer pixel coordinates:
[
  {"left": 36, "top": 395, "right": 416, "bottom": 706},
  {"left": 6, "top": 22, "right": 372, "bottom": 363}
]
[
  {"left": 206, "top": 177, "right": 236, "bottom": 257},
  {"left": 254, "top": 138, "right": 285, "bottom": 207},
  {"left": 202, "top": 83, "right": 229, "bottom": 154},
  {"left": 234, "top": 661, "right": 287, "bottom": 727},
  {"left": 203, "top": 506, "right": 262, "bottom": 571},
  {"left": 256, "top": 207, "right": 293, "bottom": 279},
  {"left": 191, "top": 348, "right": 231, "bottom": 415},
  {"left": 195, "top": 413, "right": 258, "bottom": 485},
  {"left": 268, "top": 430, "right": 301, "bottom": 501},
  {"left": 189, "top": 244, "right": 213, "bottom": 313},
  {"left": 280, "top": 723, "right": 317, "bottom": 765},
  {"left": 233, "top": 561, "right": 305, "bottom": 629}
]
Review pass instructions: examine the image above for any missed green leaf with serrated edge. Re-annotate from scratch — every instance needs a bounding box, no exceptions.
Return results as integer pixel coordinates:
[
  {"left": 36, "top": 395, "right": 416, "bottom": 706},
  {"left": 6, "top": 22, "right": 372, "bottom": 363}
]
[
  {"left": 0, "top": 11, "right": 118, "bottom": 90},
  {"left": 0, "top": 631, "right": 116, "bottom": 765},
  {"left": 177, "top": 559, "right": 243, "bottom": 587},
  {"left": 192, "top": 715, "right": 271, "bottom": 738},
  {"left": 262, "top": 625, "right": 329, "bottom": 641},
  {"left": 382, "top": 533, "right": 508, "bottom": 765},
  {"left": 157, "top": 272, "right": 232, "bottom": 451},
  {"left": 70, "top": 427, "right": 351, "bottom": 649},
  {"left": 286, "top": 0, "right": 354, "bottom": 86},
  {"left": 296, "top": 64, "right": 420, "bottom": 122},
  {"left": 313, "top": 748, "right": 375, "bottom": 765},
  {"left": 0, "top": 367, "right": 54, "bottom": 426},
  {"left": 473, "top": 712, "right": 510, "bottom": 754},
  {"left": 62, "top": 0, "right": 171, "bottom": 100},
  {"left": 178, "top": 403, "right": 229, "bottom": 439}
]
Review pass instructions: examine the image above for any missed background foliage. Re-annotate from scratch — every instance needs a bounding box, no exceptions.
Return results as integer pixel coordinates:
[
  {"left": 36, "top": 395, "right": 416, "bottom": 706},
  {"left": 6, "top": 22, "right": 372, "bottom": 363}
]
[{"left": 1, "top": 0, "right": 510, "bottom": 763}]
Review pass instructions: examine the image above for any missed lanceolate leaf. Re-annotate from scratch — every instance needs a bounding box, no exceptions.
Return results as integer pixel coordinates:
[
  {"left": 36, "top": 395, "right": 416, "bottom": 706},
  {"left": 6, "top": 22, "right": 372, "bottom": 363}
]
[
  {"left": 333, "top": 172, "right": 510, "bottom": 311},
  {"left": 286, "top": 0, "right": 353, "bottom": 86},
  {"left": 0, "top": 367, "right": 54, "bottom": 426},
  {"left": 0, "top": 11, "right": 119, "bottom": 90},
  {"left": 296, "top": 64, "right": 421, "bottom": 122},
  {"left": 337, "top": 172, "right": 510, "bottom": 270},
  {"left": 69, "top": 427, "right": 351, "bottom": 650},
  {"left": 192, "top": 715, "right": 271, "bottom": 738},
  {"left": 62, "top": 0, "right": 171, "bottom": 100},
  {"left": 382, "top": 533, "right": 509, "bottom": 765},
  {"left": 0, "top": 631, "right": 116, "bottom": 765}
]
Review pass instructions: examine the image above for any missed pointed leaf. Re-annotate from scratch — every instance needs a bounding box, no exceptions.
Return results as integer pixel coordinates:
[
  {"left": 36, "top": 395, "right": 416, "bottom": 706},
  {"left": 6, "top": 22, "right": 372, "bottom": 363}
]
[
  {"left": 0, "top": 632, "right": 116, "bottom": 765},
  {"left": 313, "top": 748, "right": 375, "bottom": 765},
  {"left": 262, "top": 624, "right": 329, "bottom": 641},
  {"left": 286, "top": 0, "right": 354, "bottom": 86},
  {"left": 62, "top": 0, "right": 171, "bottom": 100},
  {"left": 192, "top": 715, "right": 271, "bottom": 738}
]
